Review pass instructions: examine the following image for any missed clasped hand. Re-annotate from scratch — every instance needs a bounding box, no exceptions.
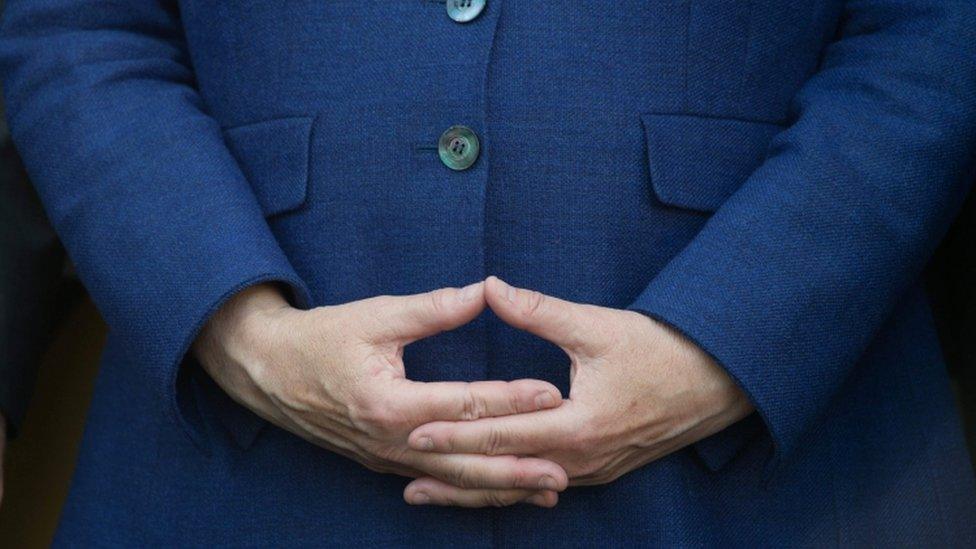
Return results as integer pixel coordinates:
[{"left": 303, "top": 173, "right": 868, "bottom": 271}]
[{"left": 194, "top": 278, "right": 751, "bottom": 510}]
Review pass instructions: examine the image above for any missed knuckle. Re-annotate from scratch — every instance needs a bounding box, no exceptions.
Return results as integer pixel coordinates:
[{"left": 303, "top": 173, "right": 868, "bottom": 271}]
[
  {"left": 523, "top": 290, "right": 546, "bottom": 318},
  {"left": 353, "top": 398, "right": 404, "bottom": 435},
  {"left": 509, "top": 462, "right": 529, "bottom": 488},
  {"left": 460, "top": 386, "right": 485, "bottom": 421},
  {"left": 485, "top": 427, "right": 506, "bottom": 456},
  {"left": 508, "top": 386, "right": 525, "bottom": 414},
  {"left": 427, "top": 290, "right": 451, "bottom": 320},
  {"left": 445, "top": 464, "right": 473, "bottom": 488},
  {"left": 483, "top": 491, "right": 511, "bottom": 508}
]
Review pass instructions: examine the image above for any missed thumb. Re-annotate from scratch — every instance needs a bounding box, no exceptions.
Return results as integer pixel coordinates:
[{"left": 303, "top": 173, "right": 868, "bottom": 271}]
[
  {"left": 485, "top": 276, "right": 592, "bottom": 352},
  {"left": 356, "top": 282, "right": 486, "bottom": 344}
]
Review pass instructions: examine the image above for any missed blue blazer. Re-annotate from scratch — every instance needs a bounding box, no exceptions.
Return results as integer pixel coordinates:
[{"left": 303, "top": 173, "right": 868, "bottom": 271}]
[{"left": 2, "top": 1, "right": 975, "bottom": 546}]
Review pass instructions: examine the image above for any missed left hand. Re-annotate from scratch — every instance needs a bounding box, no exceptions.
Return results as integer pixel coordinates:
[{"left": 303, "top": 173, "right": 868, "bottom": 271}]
[{"left": 404, "top": 276, "right": 754, "bottom": 499}]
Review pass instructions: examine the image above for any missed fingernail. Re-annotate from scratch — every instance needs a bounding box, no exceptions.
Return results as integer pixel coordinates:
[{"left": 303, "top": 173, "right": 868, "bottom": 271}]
[
  {"left": 539, "top": 475, "right": 558, "bottom": 490},
  {"left": 458, "top": 282, "right": 481, "bottom": 303},
  {"left": 411, "top": 492, "right": 431, "bottom": 505},
  {"left": 534, "top": 392, "right": 555, "bottom": 409},
  {"left": 416, "top": 436, "right": 434, "bottom": 451}
]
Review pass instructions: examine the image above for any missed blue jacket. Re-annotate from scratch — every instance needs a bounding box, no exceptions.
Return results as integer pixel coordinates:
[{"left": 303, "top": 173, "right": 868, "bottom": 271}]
[{"left": 2, "top": 1, "right": 975, "bottom": 546}]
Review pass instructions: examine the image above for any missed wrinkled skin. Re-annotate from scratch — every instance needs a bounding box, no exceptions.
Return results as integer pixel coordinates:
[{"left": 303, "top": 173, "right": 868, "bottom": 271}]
[
  {"left": 195, "top": 282, "right": 568, "bottom": 508},
  {"left": 404, "top": 277, "right": 753, "bottom": 503}
]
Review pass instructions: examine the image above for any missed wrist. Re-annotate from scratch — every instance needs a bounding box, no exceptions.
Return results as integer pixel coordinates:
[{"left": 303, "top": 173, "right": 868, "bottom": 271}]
[
  {"left": 219, "top": 283, "right": 292, "bottom": 328},
  {"left": 193, "top": 283, "right": 292, "bottom": 379}
]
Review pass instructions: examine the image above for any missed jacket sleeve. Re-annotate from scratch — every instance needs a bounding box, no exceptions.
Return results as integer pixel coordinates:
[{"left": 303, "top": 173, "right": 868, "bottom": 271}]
[
  {"left": 628, "top": 0, "right": 976, "bottom": 472},
  {"left": 0, "top": 0, "right": 311, "bottom": 445}
]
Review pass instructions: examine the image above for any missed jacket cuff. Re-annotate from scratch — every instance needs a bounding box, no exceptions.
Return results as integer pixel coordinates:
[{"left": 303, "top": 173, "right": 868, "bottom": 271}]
[
  {"left": 628, "top": 289, "right": 785, "bottom": 475},
  {"left": 167, "top": 270, "right": 311, "bottom": 454},
  {"left": 691, "top": 412, "right": 764, "bottom": 472}
]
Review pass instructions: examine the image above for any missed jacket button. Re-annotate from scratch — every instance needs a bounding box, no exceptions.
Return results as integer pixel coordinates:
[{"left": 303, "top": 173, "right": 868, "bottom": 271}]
[
  {"left": 438, "top": 126, "right": 480, "bottom": 171},
  {"left": 446, "top": 0, "right": 485, "bottom": 23}
]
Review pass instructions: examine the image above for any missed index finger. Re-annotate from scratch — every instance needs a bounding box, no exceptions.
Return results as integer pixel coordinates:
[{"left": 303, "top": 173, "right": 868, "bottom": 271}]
[
  {"left": 394, "top": 379, "right": 563, "bottom": 423},
  {"left": 407, "top": 405, "right": 580, "bottom": 456}
]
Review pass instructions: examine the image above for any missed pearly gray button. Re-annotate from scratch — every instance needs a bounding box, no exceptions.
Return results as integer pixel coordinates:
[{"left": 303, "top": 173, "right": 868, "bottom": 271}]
[
  {"left": 438, "top": 126, "right": 480, "bottom": 171},
  {"left": 446, "top": 0, "right": 485, "bottom": 23}
]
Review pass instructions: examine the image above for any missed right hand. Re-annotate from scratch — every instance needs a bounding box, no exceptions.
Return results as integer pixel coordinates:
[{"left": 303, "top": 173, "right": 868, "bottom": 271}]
[{"left": 193, "top": 282, "right": 568, "bottom": 508}]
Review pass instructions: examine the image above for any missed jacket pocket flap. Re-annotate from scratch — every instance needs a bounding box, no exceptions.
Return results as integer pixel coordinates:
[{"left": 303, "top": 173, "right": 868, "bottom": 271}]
[
  {"left": 641, "top": 114, "right": 783, "bottom": 212},
  {"left": 223, "top": 117, "right": 314, "bottom": 217}
]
